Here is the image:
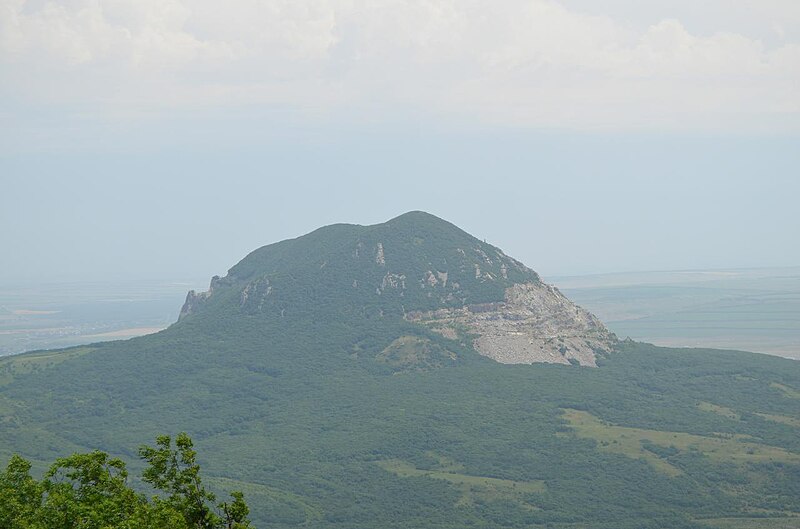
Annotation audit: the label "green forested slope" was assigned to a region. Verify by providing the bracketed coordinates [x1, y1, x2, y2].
[1, 212, 798, 528]
[181, 211, 539, 323]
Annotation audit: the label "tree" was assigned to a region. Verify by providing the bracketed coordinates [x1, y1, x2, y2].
[0, 454, 42, 529]
[0, 433, 253, 529]
[219, 491, 251, 529]
[139, 432, 251, 529]
[38, 451, 143, 529]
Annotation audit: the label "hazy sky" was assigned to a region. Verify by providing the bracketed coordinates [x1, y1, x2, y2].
[2, 0, 799, 282]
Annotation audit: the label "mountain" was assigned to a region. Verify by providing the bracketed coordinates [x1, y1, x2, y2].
[179, 211, 614, 367]
[1, 212, 799, 529]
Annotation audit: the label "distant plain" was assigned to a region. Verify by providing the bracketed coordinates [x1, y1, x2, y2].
[0, 279, 206, 356]
[551, 267, 800, 360]
[1, 267, 798, 360]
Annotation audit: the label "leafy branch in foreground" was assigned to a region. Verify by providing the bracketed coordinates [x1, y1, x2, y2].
[0, 433, 252, 529]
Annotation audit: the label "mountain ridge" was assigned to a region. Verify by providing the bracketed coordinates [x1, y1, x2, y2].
[179, 211, 614, 366]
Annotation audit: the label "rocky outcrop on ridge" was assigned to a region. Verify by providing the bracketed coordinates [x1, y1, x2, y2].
[407, 282, 615, 367]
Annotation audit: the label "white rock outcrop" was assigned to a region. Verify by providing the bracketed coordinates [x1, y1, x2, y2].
[407, 282, 615, 367]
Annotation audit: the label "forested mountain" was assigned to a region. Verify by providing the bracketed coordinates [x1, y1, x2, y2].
[1, 212, 798, 529]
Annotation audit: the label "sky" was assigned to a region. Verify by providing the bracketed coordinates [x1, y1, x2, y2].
[1, 0, 799, 282]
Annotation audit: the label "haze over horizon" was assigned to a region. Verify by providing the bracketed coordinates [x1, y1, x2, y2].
[2, 0, 798, 282]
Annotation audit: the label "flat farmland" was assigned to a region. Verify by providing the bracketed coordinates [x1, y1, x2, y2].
[551, 267, 800, 360]
[0, 279, 206, 356]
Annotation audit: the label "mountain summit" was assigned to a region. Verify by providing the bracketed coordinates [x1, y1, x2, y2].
[179, 211, 615, 366]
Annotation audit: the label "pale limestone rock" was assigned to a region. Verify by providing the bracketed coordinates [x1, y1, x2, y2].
[406, 282, 615, 367]
[376, 243, 386, 266]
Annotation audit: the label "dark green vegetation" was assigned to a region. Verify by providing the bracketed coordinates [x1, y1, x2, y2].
[182, 210, 537, 323]
[1, 433, 252, 528]
[1, 212, 799, 528]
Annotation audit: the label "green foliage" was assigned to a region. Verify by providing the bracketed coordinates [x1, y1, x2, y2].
[219, 492, 251, 529]
[139, 433, 219, 528]
[0, 455, 42, 528]
[139, 433, 252, 529]
[39, 451, 142, 529]
[0, 435, 253, 529]
[187, 211, 539, 324]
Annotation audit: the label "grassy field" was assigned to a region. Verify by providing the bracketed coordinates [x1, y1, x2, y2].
[756, 413, 800, 428]
[377, 457, 546, 508]
[771, 382, 800, 399]
[698, 399, 800, 429]
[561, 408, 800, 477]
[697, 401, 740, 420]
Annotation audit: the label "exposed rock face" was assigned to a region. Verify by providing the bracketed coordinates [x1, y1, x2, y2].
[407, 282, 616, 367]
[178, 275, 227, 320]
[375, 242, 386, 266]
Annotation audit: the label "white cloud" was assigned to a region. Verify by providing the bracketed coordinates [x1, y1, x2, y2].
[1, 0, 798, 131]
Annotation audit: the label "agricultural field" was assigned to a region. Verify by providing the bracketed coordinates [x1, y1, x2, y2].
[552, 267, 800, 360]
[0, 279, 205, 356]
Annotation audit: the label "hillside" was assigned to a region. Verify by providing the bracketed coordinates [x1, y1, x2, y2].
[1, 212, 799, 529]
[178, 211, 614, 366]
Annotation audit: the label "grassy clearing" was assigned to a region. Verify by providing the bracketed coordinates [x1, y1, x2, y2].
[696, 399, 799, 429]
[756, 413, 800, 428]
[695, 401, 800, 430]
[377, 458, 545, 507]
[562, 409, 800, 477]
[771, 382, 800, 399]
[698, 401, 741, 420]
[375, 335, 457, 372]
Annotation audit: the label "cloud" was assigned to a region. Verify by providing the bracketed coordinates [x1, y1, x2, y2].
[1, 0, 798, 132]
